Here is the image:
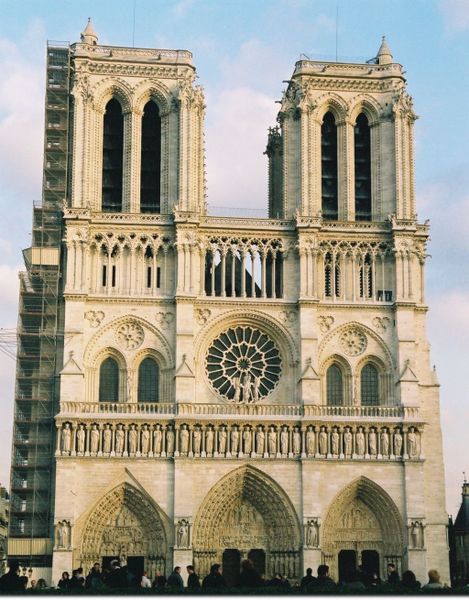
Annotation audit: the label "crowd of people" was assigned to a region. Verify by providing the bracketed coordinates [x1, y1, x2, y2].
[0, 557, 462, 593]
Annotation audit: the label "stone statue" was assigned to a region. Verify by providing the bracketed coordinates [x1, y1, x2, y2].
[166, 427, 175, 454]
[319, 427, 327, 455]
[408, 427, 418, 458]
[411, 521, 423, 548]
[115, 424, 124, 454]
[103, 424, 112, 454]
[230, 427, 239, 454]
[306, 426, 315, 455]
[218, 427, 227, 454]
[356, 427, 365, 456]
[344, 427, 352, 455]
[177, 519, 189, 547]
[55, 520, 70, 549]
[193, 427, 201, 454]
[281, 426, 289, 455]
[141, 425, 150, 455]
[268, 427, 277, 454]
[305, 520, 318, 547]
[252, 376, 261, 403]
[293, 427, 301, 454]
[369, 429, 377, 455]
[180, 425, 189, 454]
[153, 425, 162, 454]
[205, 427, 214, 455]
[394, 429, 403, 456]
[242, 373, 253, 403]
[90, 424, 99, 454]
[256, 428, 265, 454]
[232, 376, 241, 403]
[243, 428, 251, 454]
[381, 428, 389, 455]
[331, 427, 339, 455]
[76, 424, 85, 454]
[61, 424, 71, 454]
[129, 425, 137, 454]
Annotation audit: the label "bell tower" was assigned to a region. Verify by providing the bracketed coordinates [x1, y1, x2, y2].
[69, 20, 206, 215]
[267, 37, 417, 222]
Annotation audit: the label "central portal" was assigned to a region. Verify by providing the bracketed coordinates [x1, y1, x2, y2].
[192, 466, 302, 580]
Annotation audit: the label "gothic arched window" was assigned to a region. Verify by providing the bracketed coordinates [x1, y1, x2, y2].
[326, 364, 343, 405]
[321, 111, 338, 220]
[354, 113, 371, 221]
[137, 357, 160, 403]
[99, 357, 119, 403]
[102, 99, 124, 212]
[140, 101, 161, 213]
[361, 363, 379, 405]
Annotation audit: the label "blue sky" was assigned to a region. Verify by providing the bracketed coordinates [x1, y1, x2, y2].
[0, 0, 468, 517]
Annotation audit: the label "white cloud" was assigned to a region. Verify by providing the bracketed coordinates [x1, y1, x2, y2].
[428, 290, 469, 515]
[0, 34, 44, 200]
[439, 0, 469, 31]
[171, 0, 195, 19]
[205, 86, 277, 211]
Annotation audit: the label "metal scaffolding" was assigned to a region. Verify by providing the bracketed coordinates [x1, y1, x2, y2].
[8, 42, 70, 567]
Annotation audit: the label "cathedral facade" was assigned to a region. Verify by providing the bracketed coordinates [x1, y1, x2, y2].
[9, 22, 449, 586]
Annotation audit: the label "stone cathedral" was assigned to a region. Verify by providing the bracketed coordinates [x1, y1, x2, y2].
[8, 21, 449, 586]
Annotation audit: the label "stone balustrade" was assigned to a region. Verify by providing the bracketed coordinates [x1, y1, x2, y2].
[55, 420, 422, 461]
[58, 401, 418, 420]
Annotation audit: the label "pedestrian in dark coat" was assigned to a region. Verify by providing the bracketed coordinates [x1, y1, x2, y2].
[202, 563, 227, 589]
[167, 566, 184, 590]
[0, 561, 23, 592]
[237, 559, 262, 589]
[186, 565, 200, 589]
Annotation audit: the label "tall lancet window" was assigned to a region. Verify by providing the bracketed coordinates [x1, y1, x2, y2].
[140, 101, 161, 213]
[102, 99, 124, 212]
[138, 357, 160, 403]
[354, 113, 372, 221]
[99, 357, 119, 403]
[321, 111, 338, 220]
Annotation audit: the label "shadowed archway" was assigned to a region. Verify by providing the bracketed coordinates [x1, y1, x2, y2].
[192, 465, 301, 580]
[321, 476, 404, 581]
[80, 483, 169, 578]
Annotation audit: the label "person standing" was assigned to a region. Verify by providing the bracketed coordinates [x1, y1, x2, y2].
[202, 563, 226, 589]
[186, 565, 200, 589]
[167, 566, 184, 590]
[387, 563, 400, 585]
[140, 571, 152, 588]
[0, 560, 23, 592]
[300, 567, 316, 591]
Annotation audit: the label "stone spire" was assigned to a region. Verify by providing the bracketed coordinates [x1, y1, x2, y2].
[377, 36, 393, 65]
[80, 18, 98, 45]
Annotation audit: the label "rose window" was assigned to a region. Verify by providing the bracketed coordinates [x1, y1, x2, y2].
[339, 327, 367, 356]
[116, 321, 145, 350]
[205, 326, 282, 403]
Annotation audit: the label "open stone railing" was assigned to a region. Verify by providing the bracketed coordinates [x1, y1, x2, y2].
[58, 401, 419, 421]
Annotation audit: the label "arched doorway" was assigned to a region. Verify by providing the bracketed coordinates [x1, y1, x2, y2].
[80, 483, 169, 579]
[322, 477, 404, 582]
[192, 466, 301, 581]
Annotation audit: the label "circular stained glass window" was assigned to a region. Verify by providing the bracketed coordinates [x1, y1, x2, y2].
[205, 326, 282, 403]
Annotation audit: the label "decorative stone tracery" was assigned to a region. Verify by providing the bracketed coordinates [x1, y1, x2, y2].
[321, 477, 404, 581]
[192, 466, 301, 578]
[205, 326, 282, 403]
[80, 483, 168, 577]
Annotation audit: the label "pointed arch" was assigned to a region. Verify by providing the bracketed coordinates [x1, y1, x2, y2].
[313, 92, 348, 124]
[80, 482, 169, 575]
[192, 465, 301, 578]
[322, 476, 404, 580]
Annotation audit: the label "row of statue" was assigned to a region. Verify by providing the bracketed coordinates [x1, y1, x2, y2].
[57, 422, 421, 459]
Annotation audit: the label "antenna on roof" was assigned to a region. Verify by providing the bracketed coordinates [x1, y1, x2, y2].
[335, 3, 339, 62]
[132, 0, 137, 47]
